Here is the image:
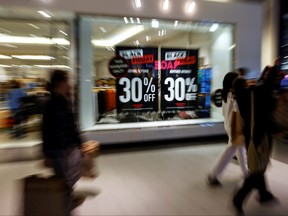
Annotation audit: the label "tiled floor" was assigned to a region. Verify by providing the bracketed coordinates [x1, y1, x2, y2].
[0, 138, 288, 216]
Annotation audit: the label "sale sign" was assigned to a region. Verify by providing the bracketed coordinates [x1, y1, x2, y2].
[115, 46, 158, 113]
[160, 48, 198, 111]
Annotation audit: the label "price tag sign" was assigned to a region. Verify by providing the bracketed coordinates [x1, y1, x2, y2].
[160, 48, 198, 111]
[116, 46, 158, 113]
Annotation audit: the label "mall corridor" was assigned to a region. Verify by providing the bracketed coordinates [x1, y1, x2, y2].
[1, 137, 288, 216]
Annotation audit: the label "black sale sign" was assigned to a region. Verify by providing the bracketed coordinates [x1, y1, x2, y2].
[115, 46, 158, 113]
[160, 48, 198, 111]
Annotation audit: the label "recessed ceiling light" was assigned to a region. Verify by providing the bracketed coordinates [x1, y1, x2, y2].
[174, 20, 179, 27]
[130, 17, 134, 23]
[146, 36, 151, 41]
[99, 27, 107, 33]
[209, 23, 219, 32]
[124, 17, 129, 24]
[136, 18, 141, 24]
[59, 30, 68, 36]
[162, 0, 169, 11]
[34, 65, 71, 69]
[0, 36, 69, 45]
[28, 23, 40, 29]
[187, 1, 196, 13]
[37, 11, 51, 18]
[134, 0, 141, 8]
[0, 64, 11, 68]
[0, 55, 12, 59]
[151, 19, 159, 28]
[12, 55, 55, 60]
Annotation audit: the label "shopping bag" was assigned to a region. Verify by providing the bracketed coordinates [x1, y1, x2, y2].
[81, 140, 100, 178]
[23, 175, 70, 216]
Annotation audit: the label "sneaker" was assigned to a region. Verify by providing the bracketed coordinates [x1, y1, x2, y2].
[206, 174, 222, 186]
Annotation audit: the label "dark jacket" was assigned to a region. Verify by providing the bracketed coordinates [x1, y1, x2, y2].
[41, 93, 82, 157]
[235, 65, 280, 150]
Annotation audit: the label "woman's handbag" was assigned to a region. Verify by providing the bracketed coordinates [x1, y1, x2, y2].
[247, 92, 270, 173]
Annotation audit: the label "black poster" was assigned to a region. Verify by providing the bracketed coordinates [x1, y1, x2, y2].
[160, 48, 198, 111]
[115, 46, 158, 113]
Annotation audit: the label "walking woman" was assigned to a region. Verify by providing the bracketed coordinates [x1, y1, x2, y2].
[232, 58, 284, 215]
[207, 72, 248, 186]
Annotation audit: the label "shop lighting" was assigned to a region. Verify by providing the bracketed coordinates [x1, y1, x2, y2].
[28, 23, 40, 29]
[124, 17, 129, 24]
[59, 30, 68, 36]
[37, 11, 51, 18]
[162, 0, 169, 11]
[187, 1, 196, 13]
[99, 27, 107, 33]
[209, 23, 219, 32]
[151, 19, 159, 28]
[136, 18, 141, 24]
[0, 64, 11, 67]
[12, 55, 55, 60]
[34, 65, 71, 69]
[228, 44, 236, 50]
[134, 0, 141, 8]
[134, 40, 140, 46]
[0, 28, 11, 34]
[130, 17, 134, 23]
[0, 36, 70, 45]
[0, 55, 12, 59]
[174, 20, 179, 27]
[146, 36, 151, 41]
[92, 25, 144, 47]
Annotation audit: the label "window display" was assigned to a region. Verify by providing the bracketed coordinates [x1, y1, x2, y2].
[79, 16, 234, 130]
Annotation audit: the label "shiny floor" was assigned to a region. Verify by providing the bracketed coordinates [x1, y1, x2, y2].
[1, 137, 288, 216]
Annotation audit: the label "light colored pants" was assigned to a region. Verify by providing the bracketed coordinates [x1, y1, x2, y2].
[210, 144, 248, 178]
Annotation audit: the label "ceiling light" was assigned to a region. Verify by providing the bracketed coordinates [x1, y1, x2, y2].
[162, 0, 169, 11]
[99, 27, 107, 33]
[136, 18, 141, 24]
[0, 28, 11, 34]
[0, 64, 11, 68]
[130, 17, 134, 23]
[0, 36, 70, 45]
[28, 23, 40, 29]
[228, 44, 236, 50]
[37, 11, 51, 18]
[146, 36, 151, 41]
[151, 19, 159, 28]
[174, 20, 179, 27]
[209, 23, 219, 32]
[35, 65, 71, 69]
[0, 55, 12, 59]
[134, 40, 140, 46]
[124, 17, 129, 24]
[59, 30, 68, 36]
[134, 0, 141, 8]
[12, 55, 55, 60]
[92, 25, 144, 47]
[187, 1, 196, 13]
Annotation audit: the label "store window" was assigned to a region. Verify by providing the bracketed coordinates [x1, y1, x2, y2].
[78, 16, 235, 131]
[0, 18, 70, 140]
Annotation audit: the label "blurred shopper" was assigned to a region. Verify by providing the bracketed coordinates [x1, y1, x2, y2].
[232, 58, 284, 215]
[207, 72, 248, 186]
[41, 70, 84, 215]
[7, 80, 26, 138]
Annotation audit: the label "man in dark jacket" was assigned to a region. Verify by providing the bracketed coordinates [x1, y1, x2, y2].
[42, 70, 84, 214]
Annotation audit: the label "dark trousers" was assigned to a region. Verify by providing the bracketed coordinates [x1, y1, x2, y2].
[233, 172, 271, 205]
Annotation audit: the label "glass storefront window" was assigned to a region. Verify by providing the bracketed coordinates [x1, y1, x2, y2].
[0, 18, 70, 140]
[78, 16, 235, 131]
